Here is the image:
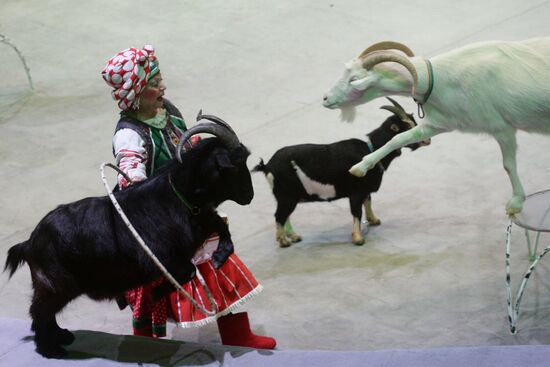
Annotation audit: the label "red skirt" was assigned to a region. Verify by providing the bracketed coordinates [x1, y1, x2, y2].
[125, 250, 262, 337]
[169, 253, 262, 328]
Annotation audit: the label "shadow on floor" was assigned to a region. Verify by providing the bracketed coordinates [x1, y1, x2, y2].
[63, 330, 271, 366]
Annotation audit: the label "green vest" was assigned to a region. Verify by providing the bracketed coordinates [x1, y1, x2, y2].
[149, 114, 187, 174]
[114, 99, 189, 176]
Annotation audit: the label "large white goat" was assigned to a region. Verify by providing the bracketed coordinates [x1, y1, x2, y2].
[322, 38, 550, 214]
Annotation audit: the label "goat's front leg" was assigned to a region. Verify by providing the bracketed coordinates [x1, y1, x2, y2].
[349, 125, 441, 177]
[350, 195, 365, 245]
[494, 131, 525, 215]
[210, 214, 234, 268]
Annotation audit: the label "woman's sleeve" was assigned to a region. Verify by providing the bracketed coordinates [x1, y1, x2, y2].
[112, 128, 148, 188]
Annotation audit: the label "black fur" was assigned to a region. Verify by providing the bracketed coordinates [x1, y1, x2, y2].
[3, 137, 253, 358]
[253, 111, 423, 246]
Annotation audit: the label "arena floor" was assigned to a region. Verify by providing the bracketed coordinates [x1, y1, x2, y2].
[1, 0, 550, 363]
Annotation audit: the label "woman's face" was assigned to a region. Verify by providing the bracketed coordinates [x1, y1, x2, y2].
[138, 73, 166, 113]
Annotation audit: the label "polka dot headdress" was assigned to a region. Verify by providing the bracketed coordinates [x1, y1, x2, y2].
[101, 45, 160, 111]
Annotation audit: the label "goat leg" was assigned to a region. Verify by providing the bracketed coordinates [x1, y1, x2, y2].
[274, 196, 299, 248]
[284, 219, 302, 243]
[350, 195, 365, 245]
[363, 195, 381, 225]
[349, 125, 441, 177]
[30, 293, 71, 358]
[210, 214, 234, 268]
[494, 130, 525, 215]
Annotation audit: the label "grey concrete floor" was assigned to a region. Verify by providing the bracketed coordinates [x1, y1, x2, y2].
[1, 0, 550, 352]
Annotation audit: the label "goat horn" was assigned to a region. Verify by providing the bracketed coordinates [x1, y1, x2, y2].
[176, 122, 240, 163]
[380, 105, 415, 127]
[359, 41, 415, 59]
[196, 111, 236, 135]
[362, 53, 418, 96]
[385, 97, 406, 113]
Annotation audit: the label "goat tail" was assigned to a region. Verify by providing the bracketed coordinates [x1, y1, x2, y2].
[251, 159, 268, 174]
[4, 241, 28, 278]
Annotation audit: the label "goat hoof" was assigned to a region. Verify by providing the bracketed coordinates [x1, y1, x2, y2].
[278, 239, 292, 248]
[368, 219, 381, 226]
[506, 196, 524, 215]
[349, 164, 367, 177]
[288, 233, 302, 243]
[57, 329, 75, 345]
[36, 344, 67, 359]
[352, 235, 365, 246]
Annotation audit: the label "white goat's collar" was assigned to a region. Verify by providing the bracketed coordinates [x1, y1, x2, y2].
[363, 135, 385, 172]
[413, 59, 434, 118]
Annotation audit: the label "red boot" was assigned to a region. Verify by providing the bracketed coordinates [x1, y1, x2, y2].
[217, 312, 276, 349]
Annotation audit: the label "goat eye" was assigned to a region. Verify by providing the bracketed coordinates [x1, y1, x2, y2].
[390, 124, 400, 132]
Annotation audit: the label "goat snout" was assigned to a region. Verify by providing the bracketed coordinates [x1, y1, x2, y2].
[322, 95, 338, 109]
[235, 189, 254, 205]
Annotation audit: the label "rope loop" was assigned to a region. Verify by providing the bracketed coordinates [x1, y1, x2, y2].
[417, 102, 425, 119]
[100, 162, 218, 317]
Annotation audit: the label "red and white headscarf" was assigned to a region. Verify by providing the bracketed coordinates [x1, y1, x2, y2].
[101, 45, 159, 111]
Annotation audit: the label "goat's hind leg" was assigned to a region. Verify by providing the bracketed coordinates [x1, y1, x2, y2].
[31, 318, 75, 346]
[494, 131, 525, 215]
[29, 282, 75, 358]
[284, 218, 302, 243]
[274, 196, 299, 248]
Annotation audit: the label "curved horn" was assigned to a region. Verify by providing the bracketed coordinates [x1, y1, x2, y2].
[362, 53, 418, 96]
[380, 105, 415, 127]
[196, 110, 236, 134]
[385, 97, 410, 117]
[176, 122, 240, 163]
[359, 41, 415, 59]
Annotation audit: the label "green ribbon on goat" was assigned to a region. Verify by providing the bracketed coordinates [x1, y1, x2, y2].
[168, 174, 200, 215]
[424, 59, 434, 103]
[414, 59, 434, 118]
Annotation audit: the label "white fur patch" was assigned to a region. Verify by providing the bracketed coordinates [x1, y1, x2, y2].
[266, 172, 275, 189]
[291, 161, 336, 199]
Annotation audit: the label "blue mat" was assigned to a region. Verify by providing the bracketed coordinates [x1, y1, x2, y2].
[1, 317, 549, 367]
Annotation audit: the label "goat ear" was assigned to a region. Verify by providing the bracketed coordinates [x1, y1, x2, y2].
[350, 76, 372, 90]
[216, 154, 235, 169]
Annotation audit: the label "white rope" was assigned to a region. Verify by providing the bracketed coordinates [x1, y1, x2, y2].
[100, 162, 218, 316]
[0, 34, 33, 90]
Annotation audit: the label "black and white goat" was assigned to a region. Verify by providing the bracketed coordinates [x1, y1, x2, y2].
[3, 115, 252, 358]
[253, 98, 428, 247]
[323, 38, 550, 214]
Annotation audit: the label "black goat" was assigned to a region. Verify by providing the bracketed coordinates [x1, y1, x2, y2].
[253, 98, 429, 247]
[3, 115, 253, 358]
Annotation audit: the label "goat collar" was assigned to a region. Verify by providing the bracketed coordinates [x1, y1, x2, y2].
[168, 173, 201, 215]
[365, 135, 385, 172]
[413, 59, 434, 118]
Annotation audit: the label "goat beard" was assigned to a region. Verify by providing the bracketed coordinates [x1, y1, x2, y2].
[339, 105, 357, 123]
